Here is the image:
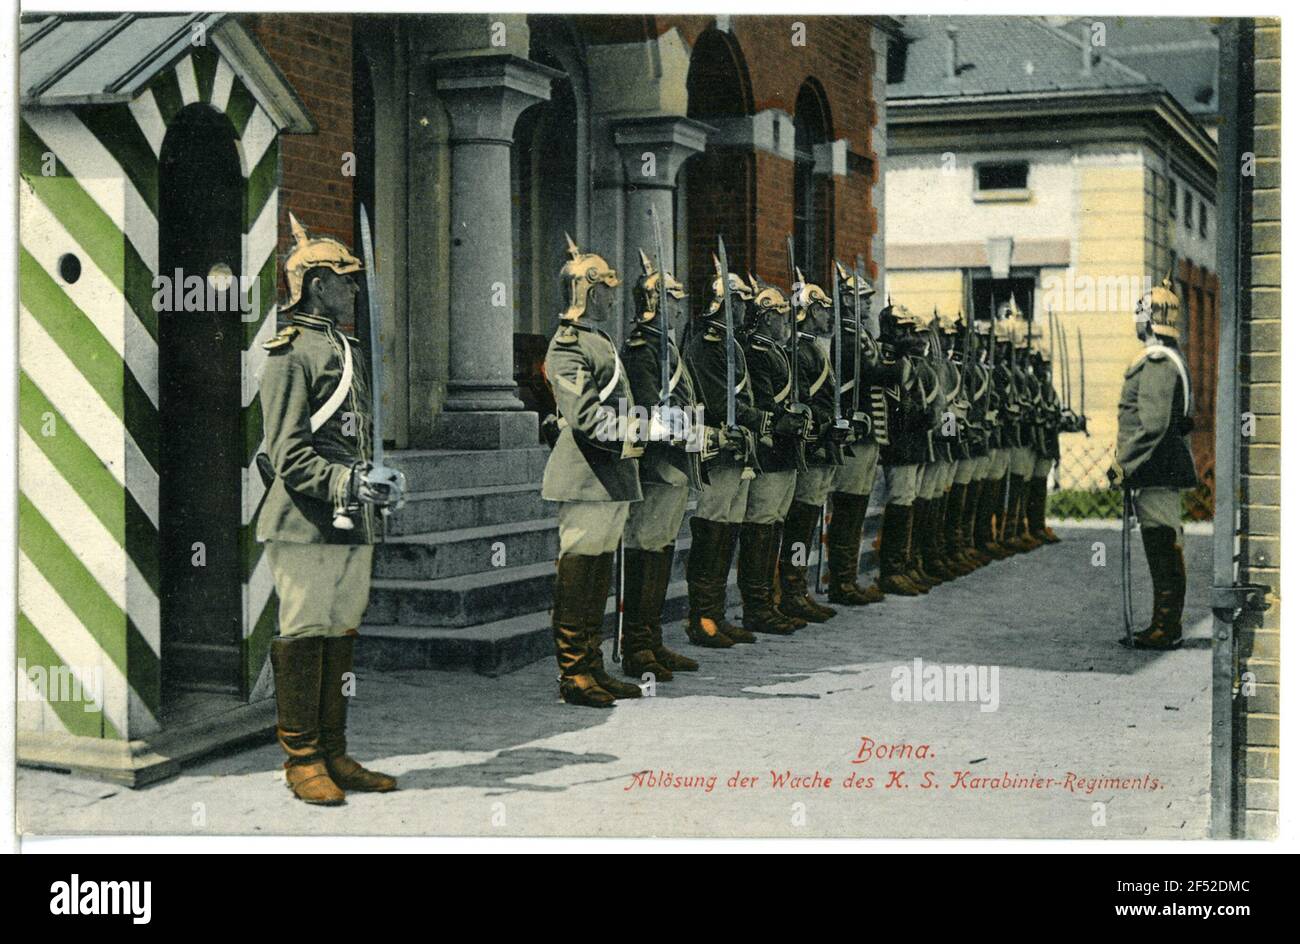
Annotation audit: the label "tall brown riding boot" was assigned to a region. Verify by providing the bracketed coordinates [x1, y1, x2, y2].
[906, 498, 940, 588]
[1027, 476, 1060, 544]
[739, 522, 800, 634]
[686, 517, 737, 649]
[650, 545, 698, 670]
[270, 637, 344, 805]
[945, 484, 977, 573]
[1133, 526, 1186, 650]
[979, 478, 1013, 559]
[878, 503, 922, 595]
[319, 636, 397, 792]
[769, 523, 809, 629]
[778, 500, 837, 622]
[554, 555, 615, 707]
[826, 492, 885, 605]
[620, 547, 673, 682]
[922, 492, 959, 581]
[584, 551, 642, 699]
[718, 524, 757, 644]
[964, 479, 991, 566]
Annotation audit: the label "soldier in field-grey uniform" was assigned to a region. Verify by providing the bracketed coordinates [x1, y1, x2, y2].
[1109, 279, 1198, 650]
[541, 236, 646, 707]
[257, 214, 402, 806]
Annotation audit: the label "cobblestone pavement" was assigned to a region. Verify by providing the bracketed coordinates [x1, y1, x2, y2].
[19, 527, 1213, 840]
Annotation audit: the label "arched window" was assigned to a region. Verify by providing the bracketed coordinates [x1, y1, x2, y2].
[793, 80, 833, 288]
[684, 27, 755, 313]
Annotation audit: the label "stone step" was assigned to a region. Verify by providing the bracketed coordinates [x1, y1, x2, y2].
[384, 481, 551, 537]
[366, 536, 695, 627]
[387, 447, 550, 493]
[374, 517, 559, 581]
[357, 517, 885, 677]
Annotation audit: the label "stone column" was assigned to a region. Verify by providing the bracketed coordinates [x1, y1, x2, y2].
[612, 117, 711, 295]
[431, 54, 560, 449]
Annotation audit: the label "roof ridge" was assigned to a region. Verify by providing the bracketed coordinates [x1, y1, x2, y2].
[1027, 16, 1153, 85]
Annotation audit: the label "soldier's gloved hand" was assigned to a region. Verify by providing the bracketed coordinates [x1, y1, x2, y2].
[851, 411, 872, 442]
[1106, 457, 1125, 489]
[828, 419, 852, 444]
[773, 407, 810, 440]
[721, 425, 750, 456]
[357, 463, 407, 510]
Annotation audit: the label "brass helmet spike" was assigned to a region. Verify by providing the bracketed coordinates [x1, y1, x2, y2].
[632, 246, 684, 321]
[283, 212, 364, 310]
[560, 234, 619, 320]
[704, 252, 753, 316]
[1144, 274, 1181, 338]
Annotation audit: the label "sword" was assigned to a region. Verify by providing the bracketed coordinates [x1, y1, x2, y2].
[347, 204, 406, 533]
[851, 259, 863, 414]
[614, 540, 625, 661]
[784, 236, 812, 470]
[651, 205, 671, 408]
[718, 235, 736, 429]
[1076, 325, 1089, 436]
[1120, 486, 1135, 647]
[828, 262, 850, 440]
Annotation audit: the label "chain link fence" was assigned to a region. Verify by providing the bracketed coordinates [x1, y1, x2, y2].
[1049, 436, 1214, 521]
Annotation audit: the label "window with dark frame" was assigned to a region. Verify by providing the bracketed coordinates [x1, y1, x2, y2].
[1199, 201, 1208, 238]
[1184, 188, 1193, 229]
[1168, 176, 1177, 218]
[976, 161, 1029, 191]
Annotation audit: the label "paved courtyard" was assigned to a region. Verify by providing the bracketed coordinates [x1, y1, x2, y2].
[18, 526, 1214, 840]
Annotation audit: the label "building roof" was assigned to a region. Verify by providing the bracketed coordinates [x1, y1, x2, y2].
[19, 12, 313, 131]
[887, 15, 1217, 116]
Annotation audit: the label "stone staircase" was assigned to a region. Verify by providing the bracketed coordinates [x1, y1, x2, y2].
[358, 446, 877, 676]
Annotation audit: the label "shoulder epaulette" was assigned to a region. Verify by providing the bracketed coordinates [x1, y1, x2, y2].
[262, 325, 299, 351]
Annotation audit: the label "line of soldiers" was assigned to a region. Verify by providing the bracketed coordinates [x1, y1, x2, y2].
[540, 234, 1087, 708]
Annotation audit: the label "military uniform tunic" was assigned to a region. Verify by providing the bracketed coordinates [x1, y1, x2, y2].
[684, 319, 765, 524]
[791, 332, 842, 508]
[1115, 342, 1197, 534]
[256, 312, 377, 637]
[622, 322, 697, 551]
[743, 331, 799, 524]
[542, 319, 643, 556]
[832, 320, 895, 497]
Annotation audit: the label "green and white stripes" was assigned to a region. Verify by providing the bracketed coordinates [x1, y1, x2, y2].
[18, 41, 285, 741]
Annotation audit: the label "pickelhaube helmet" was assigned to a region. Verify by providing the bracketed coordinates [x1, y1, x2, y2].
[935, 308, 962, 335]
[879, 297, 928, 338]
[833, 260, 875, 302]
[1138, 277, 1181, 339]
[704, 253, 754, 317]
[633, 248, 685, 321]
[790, 268, 833, 323]
[560, 233, 620, 320]
[283, 212, 363, 310]
[746, 273, 791, 323]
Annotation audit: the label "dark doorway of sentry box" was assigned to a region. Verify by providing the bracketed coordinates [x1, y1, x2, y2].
[158, 104, 245, 706]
